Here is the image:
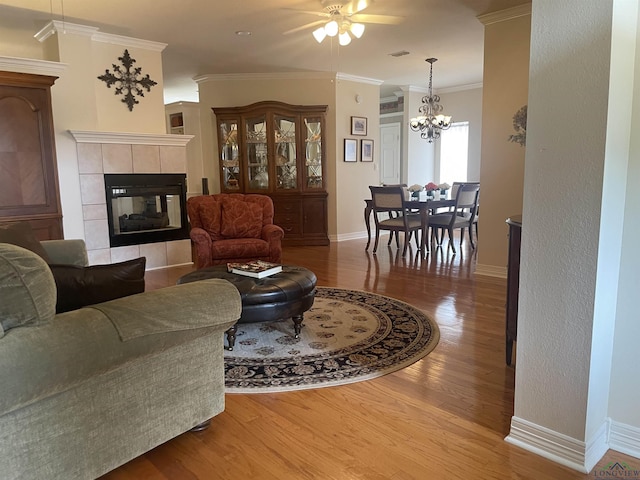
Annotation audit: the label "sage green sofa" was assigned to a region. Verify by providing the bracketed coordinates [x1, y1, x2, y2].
[0, 241, 241, 480]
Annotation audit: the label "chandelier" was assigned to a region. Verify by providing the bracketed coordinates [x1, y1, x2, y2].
[312, 11, 365, 46]
[409, 58, 452, 142]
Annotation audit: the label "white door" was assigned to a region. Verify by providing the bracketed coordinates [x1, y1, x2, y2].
[380, 123, 401, 185]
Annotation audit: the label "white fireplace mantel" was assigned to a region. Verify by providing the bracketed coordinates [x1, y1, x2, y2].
[69, 130, 194, 146]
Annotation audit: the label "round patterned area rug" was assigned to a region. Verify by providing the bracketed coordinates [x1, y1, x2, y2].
[224, 287, 440, 393]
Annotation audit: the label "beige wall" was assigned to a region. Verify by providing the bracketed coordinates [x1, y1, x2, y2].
[335, 79, 380, 240]
[92, 41, 166, 134]
[165, 101, 204, 196]
[0, 10, 44, 59]
[196, 73, 380, 241]
[476, 11, 531, 277]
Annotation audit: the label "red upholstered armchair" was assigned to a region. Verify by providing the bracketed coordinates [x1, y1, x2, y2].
[187, 194, 284, 269]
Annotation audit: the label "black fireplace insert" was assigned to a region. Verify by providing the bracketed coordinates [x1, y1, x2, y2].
[104, 173, 189, 247]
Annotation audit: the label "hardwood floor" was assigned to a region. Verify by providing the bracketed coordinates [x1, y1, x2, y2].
[102, 236, 636, 479]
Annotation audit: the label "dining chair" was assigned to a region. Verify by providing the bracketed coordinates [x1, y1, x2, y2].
[451, 182, 480, 245]
[369, 185, 424, 256]
[381, 183, 409, 247]
[472, 203, 479, 242]
[429, 182, 480, 254]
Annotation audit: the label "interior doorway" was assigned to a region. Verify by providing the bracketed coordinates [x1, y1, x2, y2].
[380, 123, 401, 185]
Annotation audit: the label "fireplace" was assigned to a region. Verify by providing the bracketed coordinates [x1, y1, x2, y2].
[104, 174, 189, 247]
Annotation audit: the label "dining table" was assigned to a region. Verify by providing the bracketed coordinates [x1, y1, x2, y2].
[364, 197, 456, 253]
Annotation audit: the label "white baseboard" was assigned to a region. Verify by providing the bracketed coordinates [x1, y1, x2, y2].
[586, 420, 612, 472]
[331, 231, 370, 242]
[505, 416, 609, 473]
[474, 263, 507, 278]
[610, 420, 640, 459]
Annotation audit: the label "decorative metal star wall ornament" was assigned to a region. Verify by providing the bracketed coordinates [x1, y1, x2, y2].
[97, 49, 158, 111]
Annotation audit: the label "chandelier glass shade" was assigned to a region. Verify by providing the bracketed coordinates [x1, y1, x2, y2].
[409, 58, 452, 143]
[312, 14, 365, 46]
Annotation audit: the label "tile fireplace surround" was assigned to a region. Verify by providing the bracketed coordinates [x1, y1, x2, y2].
[70, 131, 194, 270]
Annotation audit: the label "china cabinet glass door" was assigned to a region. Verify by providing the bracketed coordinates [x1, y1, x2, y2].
[304, 116, 323, 189]
[245, 115, 268, 191]
[219, 120, 240, 190]
[274, 114, 298, 190]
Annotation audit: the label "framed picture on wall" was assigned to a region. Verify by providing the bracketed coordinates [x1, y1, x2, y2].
[351, 116, 367, 136]
[344, 138, 357, 162]
[361, 139, 374, 162]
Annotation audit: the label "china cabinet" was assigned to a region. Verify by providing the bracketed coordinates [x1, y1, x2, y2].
[212, 101, 329, 246]
[0, 71, 63, 239]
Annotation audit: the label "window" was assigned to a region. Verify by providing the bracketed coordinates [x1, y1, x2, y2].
[439, 122, 469, 185]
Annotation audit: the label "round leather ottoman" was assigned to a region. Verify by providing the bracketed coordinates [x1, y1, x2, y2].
[177, 265, 317, 350]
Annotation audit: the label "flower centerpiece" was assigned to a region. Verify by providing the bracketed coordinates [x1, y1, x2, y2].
[438, 182, 451, 196]
[425, 182, 439, 198]
[408, 184, 423, 199]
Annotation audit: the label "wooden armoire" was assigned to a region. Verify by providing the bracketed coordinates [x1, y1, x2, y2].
[0, 71, 63, 240]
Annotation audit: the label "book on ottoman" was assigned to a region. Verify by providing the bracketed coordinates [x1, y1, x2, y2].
[227, 260, 282, 279]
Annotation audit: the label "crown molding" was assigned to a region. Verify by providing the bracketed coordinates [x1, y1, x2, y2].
[0, 56, 68, 76]
[35, 21, 99, 42]
[336, 72, 384, 86]
[438, 82, 483, 94]
[195, 71, 382, 86]
[401, 82, 482, 96]
[165, 101, 200, 108]
[34, 20, 166, 51]
[69, 130, 193, 146]
[401, 85, 429, 94]
[92, 32, 167, 52]
[478, 3, 532, 25]
[195, 71, 336, 84]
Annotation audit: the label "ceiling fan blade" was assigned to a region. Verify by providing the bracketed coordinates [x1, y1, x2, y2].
[340, 0, 373, 15]
[281, 8, 331, 18]
[283, 19, 327, 35]
[350, 13, 404, 25]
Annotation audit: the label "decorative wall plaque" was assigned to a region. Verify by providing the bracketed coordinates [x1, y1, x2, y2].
[97, 49, 157, 111]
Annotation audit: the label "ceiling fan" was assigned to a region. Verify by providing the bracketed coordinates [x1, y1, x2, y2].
[283, 0, 404, 46]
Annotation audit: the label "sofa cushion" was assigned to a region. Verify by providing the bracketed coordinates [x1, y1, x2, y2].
[197, 200, 223, 241]
[0, 222, 51, 263]
[50, 257, 146, 314]
[221, 197, 263, 239]
[0, 243, 57, 338]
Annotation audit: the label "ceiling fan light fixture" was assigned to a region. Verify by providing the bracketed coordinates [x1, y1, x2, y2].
[313, 26, 327, 43]
[350, 23, 365, 38]
[338, 30, 352, 45]
[325, 20, 339, 37]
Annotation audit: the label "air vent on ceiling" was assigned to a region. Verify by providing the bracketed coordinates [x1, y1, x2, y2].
[389, 50, 410, 57]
